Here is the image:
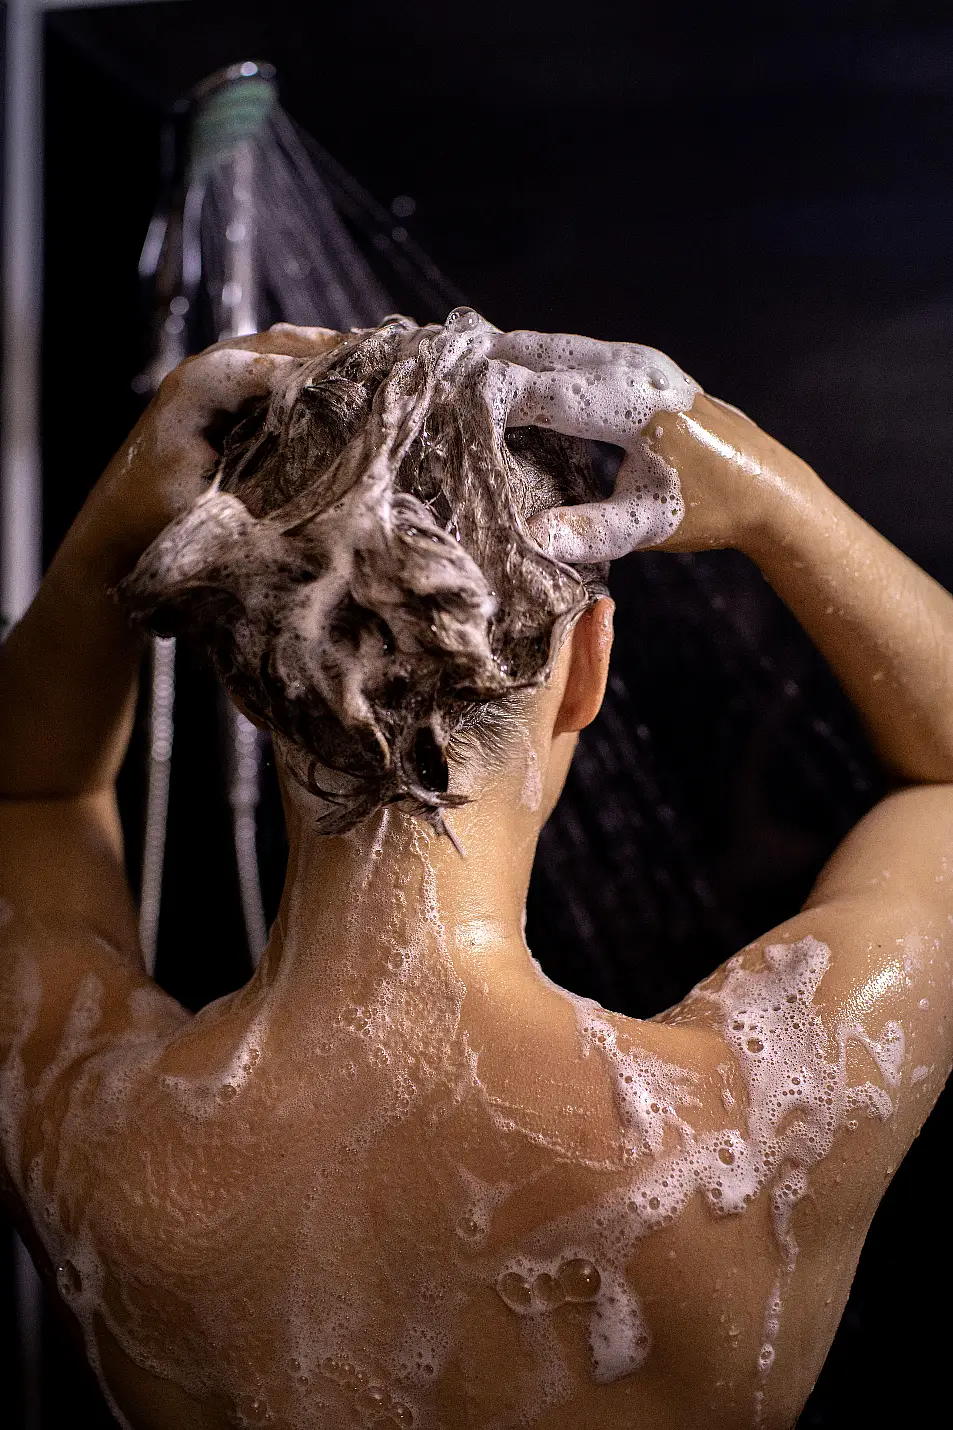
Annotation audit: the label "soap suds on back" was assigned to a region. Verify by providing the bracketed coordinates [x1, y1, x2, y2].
[497, 935, 907, 1418]
[0, 852, 911, 1430]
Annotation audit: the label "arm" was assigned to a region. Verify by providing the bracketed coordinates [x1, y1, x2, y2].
[0, 327, 338, 996]
[0, 327, 339, 1218]
[0, 331, 330, 800]
[637, 396, 953, 1171]
[490, 324, 953, 787]
[651, 395, 953, 1117]
[646, 394, 953, 787]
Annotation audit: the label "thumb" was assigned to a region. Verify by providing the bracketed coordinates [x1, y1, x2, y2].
[528, 503, 635, 565]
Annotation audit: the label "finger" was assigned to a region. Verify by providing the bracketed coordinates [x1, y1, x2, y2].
[528, 447, 684, 564]
[496, 364, 651, 446]
[204, 324, 344, 359]
[529, 503, 636, 564]
[163, 350, 298, 435]
[529, 497, 677, 565]
[487, 329, 626, 372]
[487, 332, 695, 397]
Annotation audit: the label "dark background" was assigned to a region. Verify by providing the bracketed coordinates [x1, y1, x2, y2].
[4, 0, 953, 1424]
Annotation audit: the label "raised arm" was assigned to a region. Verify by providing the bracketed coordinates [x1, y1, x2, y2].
[640, 391, 953, 1086]
[645, 394, 953, 787]
[492, 329, 953, 791]
[0, 327, 339, 1036]
[0, 331, 333, 801]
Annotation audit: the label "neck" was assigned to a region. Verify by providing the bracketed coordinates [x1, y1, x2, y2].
[256, 780, 544, 1017]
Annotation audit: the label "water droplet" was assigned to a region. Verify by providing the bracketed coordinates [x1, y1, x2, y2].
[236, 1393, 270, 1424]
[356, 1385, 389, 1412]
[320, 1355, 354, 1383]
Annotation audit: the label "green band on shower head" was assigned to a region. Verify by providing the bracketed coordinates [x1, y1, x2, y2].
[188, 63, 279, 179]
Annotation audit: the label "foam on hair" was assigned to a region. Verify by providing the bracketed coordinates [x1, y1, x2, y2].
[118, 311, 608, 836]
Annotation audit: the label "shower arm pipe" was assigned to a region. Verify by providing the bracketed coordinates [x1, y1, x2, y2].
[0, 0, 188, 632]
[140, 65, 280, 979]
[218, 138, 269, 966]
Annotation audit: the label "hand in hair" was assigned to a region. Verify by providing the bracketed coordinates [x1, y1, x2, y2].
[514, 373, 814, 560]
[116, 317, 610, 836]
[487, 333, 808, 563]
[0, 325, 340, 798]
[485, 329, 699, 563]
[69, 325, 343, 584]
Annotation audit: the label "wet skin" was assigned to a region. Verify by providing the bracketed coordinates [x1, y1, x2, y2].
[1, 327, 952, 1429]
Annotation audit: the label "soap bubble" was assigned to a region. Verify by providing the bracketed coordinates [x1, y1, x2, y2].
[496, 1271, 534, 1312]
[559, 1258, 602, 1302]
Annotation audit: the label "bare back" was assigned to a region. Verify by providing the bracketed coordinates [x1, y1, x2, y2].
[4, 785, 950, 1430]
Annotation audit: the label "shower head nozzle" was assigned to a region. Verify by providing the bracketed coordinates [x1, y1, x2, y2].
[188, 62, 279, 179]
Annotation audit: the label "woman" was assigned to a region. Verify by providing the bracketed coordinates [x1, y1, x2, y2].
[0, 314, 950, 1429]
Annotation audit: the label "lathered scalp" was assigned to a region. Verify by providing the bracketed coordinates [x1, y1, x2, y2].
[117, 310, 697, 838]
[118, 312, 602, 835]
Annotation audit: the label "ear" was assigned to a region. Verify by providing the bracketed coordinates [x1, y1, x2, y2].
[553, 598, 614, 736]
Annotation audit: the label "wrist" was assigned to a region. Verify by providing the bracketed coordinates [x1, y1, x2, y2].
[735, 461, 837, 563]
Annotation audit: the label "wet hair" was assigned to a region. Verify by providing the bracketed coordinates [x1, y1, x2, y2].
[119, 313, 608, 836]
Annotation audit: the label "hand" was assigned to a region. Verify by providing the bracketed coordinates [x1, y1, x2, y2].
[486, 330, 816, 563]
[66, 325, 343, 583]
[485, 329, 698, 563]
[635, 393, 823, 556]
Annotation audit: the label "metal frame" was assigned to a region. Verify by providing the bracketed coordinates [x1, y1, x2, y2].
[1, 0, 188, 626]
[1, 8, 188, 1428]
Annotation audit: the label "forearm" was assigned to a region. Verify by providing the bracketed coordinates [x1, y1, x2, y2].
[0, 536, 143, 799]
[0, 333, 327, 801]
[742, 472, 953, 784]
